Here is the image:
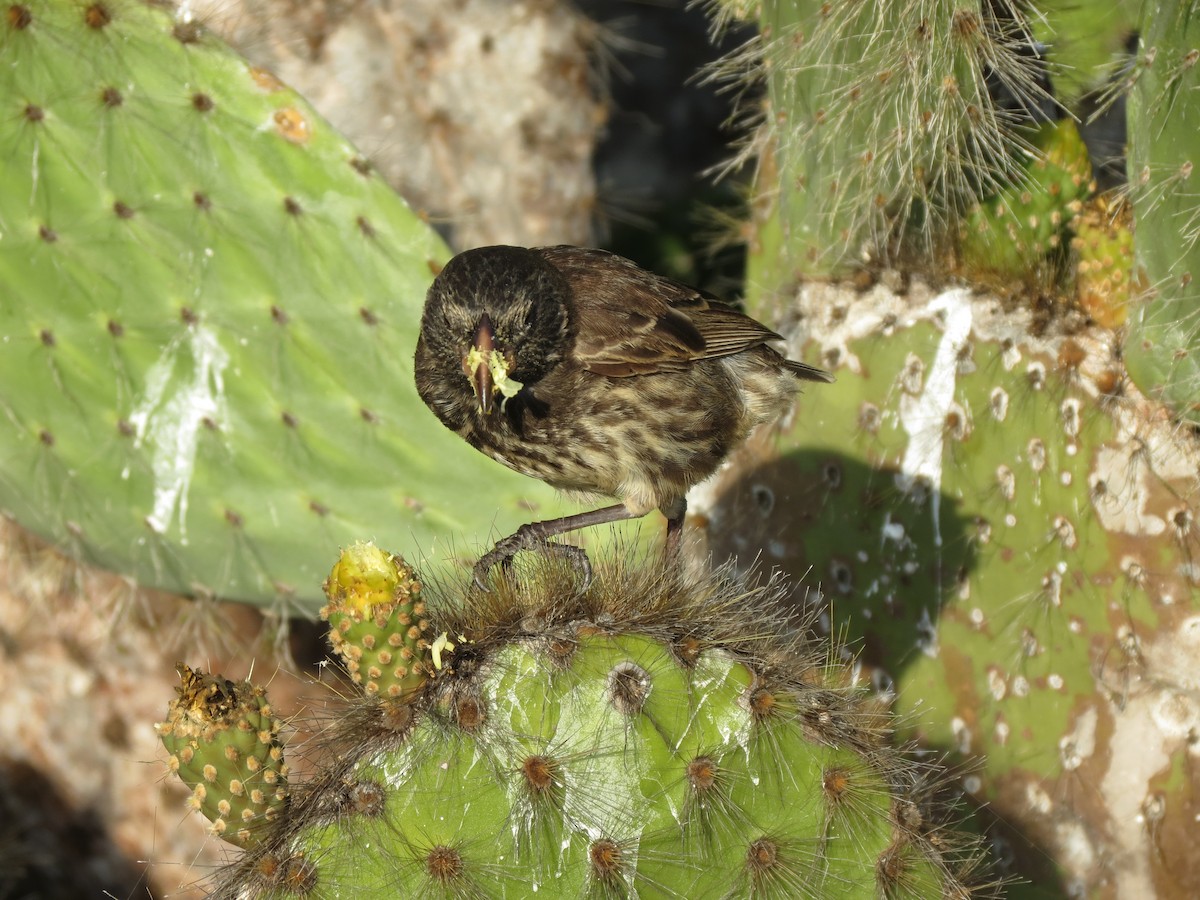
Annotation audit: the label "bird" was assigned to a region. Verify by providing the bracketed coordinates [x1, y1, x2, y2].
[413, 245, 833, 589]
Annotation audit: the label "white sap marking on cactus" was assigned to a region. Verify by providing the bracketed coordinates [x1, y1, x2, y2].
[24, 141, 41, 208]
[1097, 616, 1200, 896]
[1090, 446, 1167, 536]
[880, 515, 905, 545]
[1059, 707, 1096, 771]
[951, 716, 971, 754]
[790, 281, 913, 373]
[1056, 819, 1097, 896]
[898, 287, 973, 549]
[129, 325, 229, 538]
[915, 606, 938, 659]
[1025, 781, 1053, 814]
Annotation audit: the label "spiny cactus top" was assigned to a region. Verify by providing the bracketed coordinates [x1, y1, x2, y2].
[163, 546, 1002, 898]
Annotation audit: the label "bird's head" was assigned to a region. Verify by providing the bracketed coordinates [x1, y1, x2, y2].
[420, 246, 573, 416]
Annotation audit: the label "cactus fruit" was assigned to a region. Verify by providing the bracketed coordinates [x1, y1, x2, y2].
[162, 545, 1002, 898]
[959, 118, 1093, 283]
[157, 664, 289, 849]
[321, 541, 432, 701]
[1120, 0, 1200, 424]
[0, 0, 582, 613]
[698, 280, 1200, 897]
[1072, 194, 1134, 328]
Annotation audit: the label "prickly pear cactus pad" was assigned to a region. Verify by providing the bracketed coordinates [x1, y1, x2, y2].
[698, 280, 1200, 898]
[0, 0, 574, 612]
[167, 546, 1002, 899]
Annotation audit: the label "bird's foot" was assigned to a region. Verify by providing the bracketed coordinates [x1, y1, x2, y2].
[473, 531, 593, 592]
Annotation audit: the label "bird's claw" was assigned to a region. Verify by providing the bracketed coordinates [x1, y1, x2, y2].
[472, 537, 593, 592]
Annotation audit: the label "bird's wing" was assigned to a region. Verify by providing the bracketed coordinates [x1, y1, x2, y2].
[534, 245, 791, 378]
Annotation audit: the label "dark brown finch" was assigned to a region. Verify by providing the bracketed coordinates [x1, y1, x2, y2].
[414, 245, 832, 588]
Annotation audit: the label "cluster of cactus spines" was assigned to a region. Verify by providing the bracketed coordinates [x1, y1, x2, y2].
[157, 664, 289, 849]
[1120, 0, 1200, 424]
[698, 279, 1200, 896]
[723, 0, 1054, 284]
[321, 541, 432, 700]
[162, 546, 1002, 898]
[0, 0, 585, 613]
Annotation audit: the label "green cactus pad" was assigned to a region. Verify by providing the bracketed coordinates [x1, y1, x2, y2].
[321, 541, 432, 700]
[0, 0, 578, 612]
[183, 554, 998, 898]
[1030, 0, 1139, 109]
[157, 664, 288, 848]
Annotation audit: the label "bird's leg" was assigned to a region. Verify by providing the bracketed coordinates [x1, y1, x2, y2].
[474, 503, 636, 591]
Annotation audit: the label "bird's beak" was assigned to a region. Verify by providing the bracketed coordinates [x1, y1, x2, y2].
[470, 313, 496, 415]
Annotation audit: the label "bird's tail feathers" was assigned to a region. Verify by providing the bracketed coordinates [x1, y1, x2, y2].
[785, 359, 836, 383]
